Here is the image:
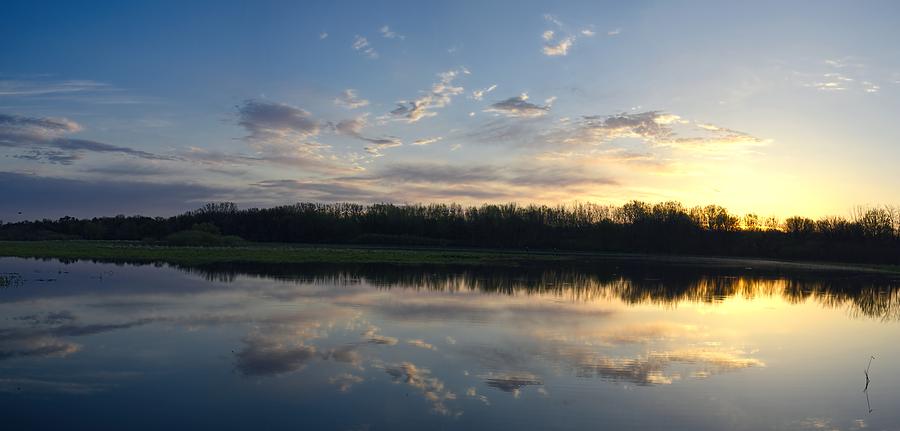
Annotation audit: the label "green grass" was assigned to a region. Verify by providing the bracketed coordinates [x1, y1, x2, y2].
[0, 240, 897, 274]
[0, 240, 557, 266]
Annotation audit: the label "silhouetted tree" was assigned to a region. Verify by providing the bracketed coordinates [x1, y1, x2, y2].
[2, 200, 898, 264]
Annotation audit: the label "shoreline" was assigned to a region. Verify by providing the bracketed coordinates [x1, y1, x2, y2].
[1, 240, 898, 275]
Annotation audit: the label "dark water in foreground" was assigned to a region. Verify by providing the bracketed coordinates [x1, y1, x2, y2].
[2, 258, 900, 430]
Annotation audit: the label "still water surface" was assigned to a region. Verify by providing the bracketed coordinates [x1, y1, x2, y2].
[2, 257, 899, 430]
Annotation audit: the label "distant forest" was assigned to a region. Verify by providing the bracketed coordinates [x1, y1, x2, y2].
[2, 201, 899, 264]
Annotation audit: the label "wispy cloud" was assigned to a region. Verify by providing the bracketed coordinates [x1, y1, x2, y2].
[543, 14, 564, 28]
[253, 158, 619, 203]
[800, 58, 881, 94]
[0, 113, 170, 163]
[470, 84, 497, 101]
[407, 339, 437, 350]
[334, 89, 369, 109]
[546, 111, 768, 155]
[0, 78, 152, 105]
[540, 14, 590, 56]
[357, 162, 617, 190]
[389, 68, 468, 123]
[542, 36, 574, 56]
[352, 35, 378, 59]
[412, 137, 442, 146]
[335, 114, 402, 156]
[329, 373, 363, 392]
[382, 361, 457, 415]
[0, 79, 110, 97]
[380, 25, 405, 40]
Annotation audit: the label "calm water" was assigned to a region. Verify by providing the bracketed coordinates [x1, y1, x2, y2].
[2, 257, 900, 430]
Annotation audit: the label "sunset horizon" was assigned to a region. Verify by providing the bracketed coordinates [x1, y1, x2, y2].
[3, 1, 898, 221]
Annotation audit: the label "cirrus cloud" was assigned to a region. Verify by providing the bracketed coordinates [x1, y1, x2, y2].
[389, 68, 468, 123]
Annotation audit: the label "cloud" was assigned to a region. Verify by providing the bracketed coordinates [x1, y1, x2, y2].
[352, 35, 378, 59]
[465, 116, 548, 146]
[236, 99, 320, 144]
[235, 336, 318, 376]
[253, 159, 619, 204]
[0, 78, 151, 105]
[0, 314, 157, 362]
[607, 28, 621, 36]
[581, 111, 679, 141]
[334, 115, 366, 136]
[411, 137, 442, 146]
[390, 68, 467, 123]
[862, 81, 880, 93]
[465, 387, 490, 404]
[809, 72, 853, 91]
[481, 372, 543, 396]
[15, 311, 77, 326]
[364, 163, 500, 184]
[799, 58, 881, 94]
[540, 15, 577, 56]
[470, 84, 497, 101]
[0, 79, 110, 97]
[546, 111, 767, 154]
[539, 15, 601, 56]
[407, 339, 437, 350]
[13, 149, 82, 165]
[484, 93, 551, 117]
[323, 345, 363, 369]
[251, 179, 390, 202]
[362, 326, 399, 345]
[334, 89, 370, 109]
[543, 14, 564, 27]
[560, 348, 764, 386]
[0, 171, 226, 220]
[329, 373, 364, 392]
[319, 32, 328, 39]
[81, 161, 180, 177]
[543, 36, 574, 56]
[380, 25, 404, 40]
[335, 114, 402, 156]
[253, 176, 514, 203]
[0, 113, 81, 132]
[0, 338, 79, 361]
[182, 146, 347, 174]
[382, 362, 457, 415]
[0, 113, 169, 162]
[234, 100, 341, 165]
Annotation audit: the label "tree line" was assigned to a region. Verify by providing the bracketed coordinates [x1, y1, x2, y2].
[2, 201, 899, 264]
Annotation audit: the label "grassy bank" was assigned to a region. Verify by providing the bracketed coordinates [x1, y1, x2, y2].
[1, 240, 899, 275]
[0, 240, 555, 266]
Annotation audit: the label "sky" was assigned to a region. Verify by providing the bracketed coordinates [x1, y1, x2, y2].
[2, 0, 899, 221]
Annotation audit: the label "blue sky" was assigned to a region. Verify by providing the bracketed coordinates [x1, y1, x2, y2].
[2, 0, 899, 220]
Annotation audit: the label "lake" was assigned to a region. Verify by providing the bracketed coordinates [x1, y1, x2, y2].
[1, 257, 899, 430]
